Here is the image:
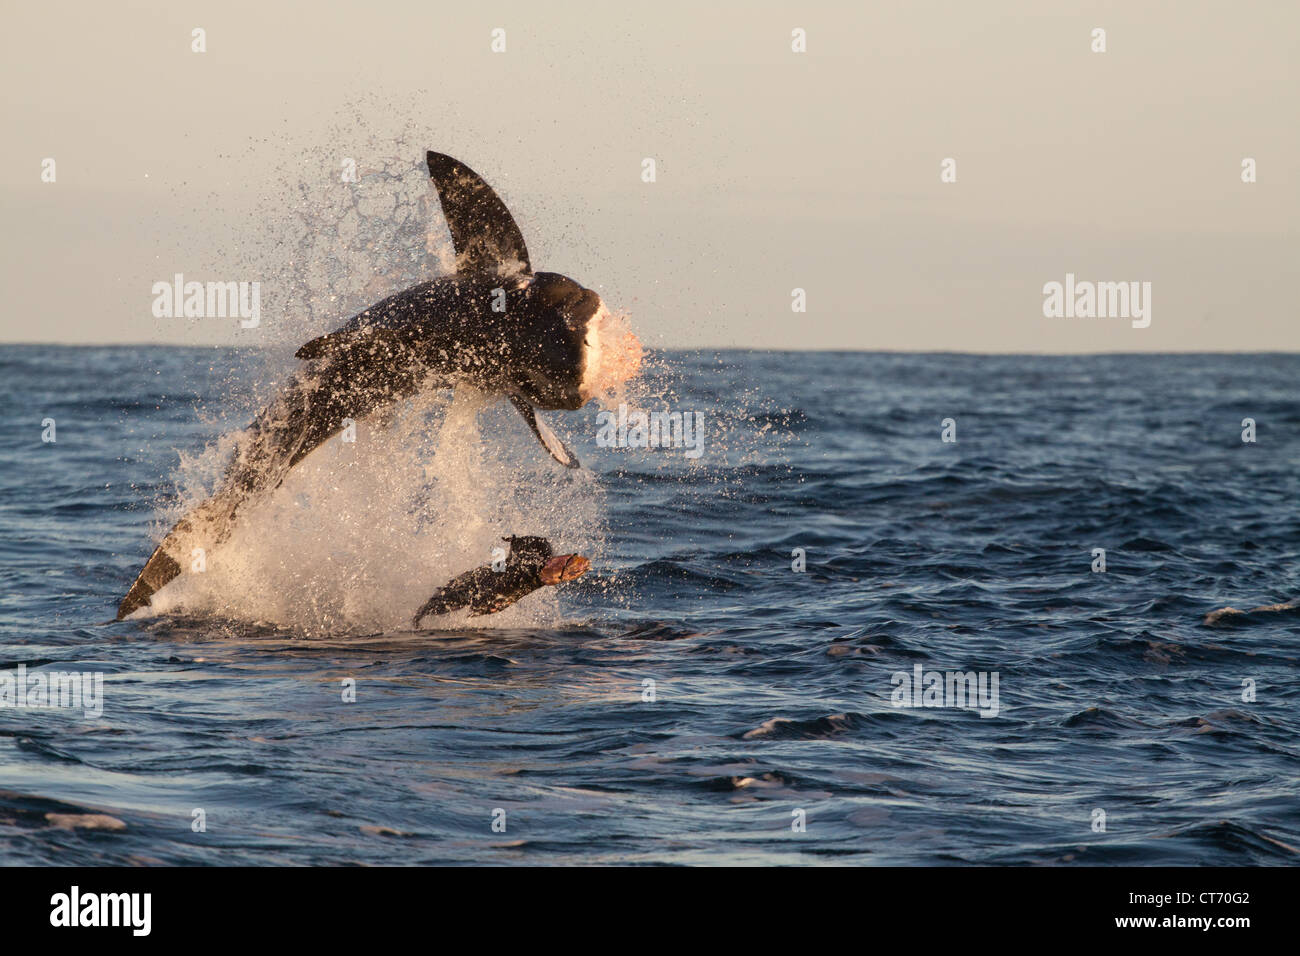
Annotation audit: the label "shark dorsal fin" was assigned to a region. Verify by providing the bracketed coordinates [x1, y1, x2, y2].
[426, 151, 531, 277]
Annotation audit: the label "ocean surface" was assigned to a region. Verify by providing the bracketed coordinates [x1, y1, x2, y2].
[1, 345, 1298, 866]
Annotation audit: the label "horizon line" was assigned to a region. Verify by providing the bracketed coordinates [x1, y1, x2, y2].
[3, 342, 1299, 357]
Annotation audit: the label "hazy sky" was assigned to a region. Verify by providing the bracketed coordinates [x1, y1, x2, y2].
[2, 0, 1296, 351]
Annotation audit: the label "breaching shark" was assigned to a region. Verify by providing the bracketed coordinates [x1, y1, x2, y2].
[117, 151, 641, 619]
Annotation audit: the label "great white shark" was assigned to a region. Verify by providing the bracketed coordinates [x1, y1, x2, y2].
[117, 151, 641, 620]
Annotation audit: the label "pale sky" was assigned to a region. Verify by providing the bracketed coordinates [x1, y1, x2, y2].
[1, 0, 1296, 351]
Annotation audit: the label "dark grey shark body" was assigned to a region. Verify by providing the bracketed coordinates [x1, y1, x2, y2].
[117, 153, 604, 620]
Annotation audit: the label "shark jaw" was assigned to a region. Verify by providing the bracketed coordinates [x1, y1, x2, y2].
[579, 302, 643, 408]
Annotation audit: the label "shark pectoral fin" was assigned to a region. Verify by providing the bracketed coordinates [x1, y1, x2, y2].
[509, 394, 580, 469]
[295, 327, 406, 361]
[294, 334, 334, 361]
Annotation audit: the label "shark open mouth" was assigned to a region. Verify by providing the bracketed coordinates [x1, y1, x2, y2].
[580, 303, 643, 408]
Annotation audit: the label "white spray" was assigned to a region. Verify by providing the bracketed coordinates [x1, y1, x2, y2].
[150, 384, 607, 636]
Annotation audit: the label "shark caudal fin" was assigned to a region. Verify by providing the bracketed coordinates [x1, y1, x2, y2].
[116, 362, 406, 619]
[115, 495, 238, 619]
[426, 151, 532, 277]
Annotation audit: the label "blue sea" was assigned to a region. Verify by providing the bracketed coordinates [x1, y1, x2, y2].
[1, 345, 1298, 865]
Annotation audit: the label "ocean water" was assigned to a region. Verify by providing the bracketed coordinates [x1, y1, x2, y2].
[1, 345, 1298, 865]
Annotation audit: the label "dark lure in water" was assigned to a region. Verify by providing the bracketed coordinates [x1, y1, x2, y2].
[413, 536, 591, 626]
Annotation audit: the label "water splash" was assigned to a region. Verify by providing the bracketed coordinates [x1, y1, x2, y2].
[151, 383, 607, 635]
[140, 130, 645, 633]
